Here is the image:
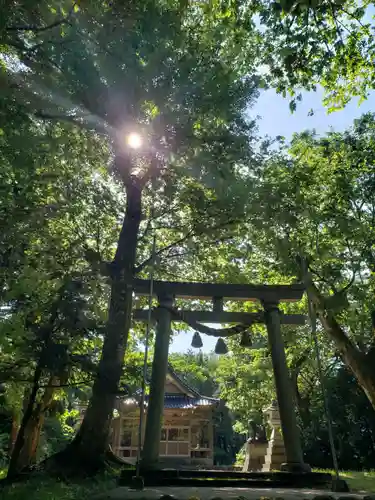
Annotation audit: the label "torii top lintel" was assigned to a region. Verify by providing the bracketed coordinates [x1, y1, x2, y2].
[132, 278, 305, 302]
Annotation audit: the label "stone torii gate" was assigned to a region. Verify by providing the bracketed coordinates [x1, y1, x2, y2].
[131, 278, 310, 473]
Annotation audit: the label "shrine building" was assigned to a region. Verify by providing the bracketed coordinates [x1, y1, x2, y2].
[111, 365, 219, 467]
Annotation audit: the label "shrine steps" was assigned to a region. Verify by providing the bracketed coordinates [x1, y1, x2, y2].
[119, 468, 333, 490]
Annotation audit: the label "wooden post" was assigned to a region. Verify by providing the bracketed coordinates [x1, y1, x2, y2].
[263, 301, 310, 472]
[213, 296, 223, 312]
[208, 409, 214, 465]
[142, 294, 173, 469]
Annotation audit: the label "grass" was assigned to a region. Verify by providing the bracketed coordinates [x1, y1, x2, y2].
[0, 468, 118, 500]
[1, 467, 375, 499]
[314, 469, 375, 493]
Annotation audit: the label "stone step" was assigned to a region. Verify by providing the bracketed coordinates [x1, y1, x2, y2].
[119, 468, 333, 489]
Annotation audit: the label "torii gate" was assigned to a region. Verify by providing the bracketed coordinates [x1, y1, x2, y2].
[131, 278, 310, 473]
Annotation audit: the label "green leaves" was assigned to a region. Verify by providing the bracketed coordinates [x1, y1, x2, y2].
[251, 0, 375, 109]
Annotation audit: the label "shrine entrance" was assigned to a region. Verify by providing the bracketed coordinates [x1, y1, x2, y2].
[131, 278, 311, 473]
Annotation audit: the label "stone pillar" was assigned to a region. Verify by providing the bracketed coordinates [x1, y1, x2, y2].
[243, 440, 268, 471]
[262, 401, 286, 471]
[142, 295, 173, 469]
[263, 301, 310, 472]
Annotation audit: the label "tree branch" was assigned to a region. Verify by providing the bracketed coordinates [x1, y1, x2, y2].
[139, 155, 161, 188]
[137, 217, 153, 243]
[134, 229, 195, 274]
[34, 111, 81, 123]
[34, 110, 109, 136]
[135, 215, 240, 274]
[304, 272, 366, 363]
[6, 3, 78, 32]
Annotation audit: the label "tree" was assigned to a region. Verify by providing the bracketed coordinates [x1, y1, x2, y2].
[166, 115, 375, 466]
[1, 1, 259, 470]
[245, 113, 375, 411]
[169, 350, 219, 397]
[0, 90, 124, 475]
[252, 0, 375, 110]
[301, 364, 375, 470]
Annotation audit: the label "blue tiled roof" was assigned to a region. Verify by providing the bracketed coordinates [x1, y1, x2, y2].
[121, 364, 219, 409]
[161, 394, 218, 409]
[123, 393, 219, 409]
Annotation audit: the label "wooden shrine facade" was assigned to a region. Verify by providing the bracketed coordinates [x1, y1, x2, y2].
[112, 365, 218, 467]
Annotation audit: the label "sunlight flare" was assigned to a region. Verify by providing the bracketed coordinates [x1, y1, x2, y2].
[126, 132, 143, 149]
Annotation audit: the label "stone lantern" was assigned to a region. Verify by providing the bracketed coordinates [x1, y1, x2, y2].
[262, 400, 287, 471]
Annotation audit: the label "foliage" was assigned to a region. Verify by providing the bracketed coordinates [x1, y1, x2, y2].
[0, 94, 118, 378]
[169, 351, 219, 396]
[224, 112, 375, 411]
[235, 445, 246, 467]
[161, 113, 375, 468]
[0, 0, 264, 466]
[214, 333, 275, 434]
[37, 409, 79, 460]
[251, 0, 375, 110]
[302, 366, 375, 470]
[3, 0, 375, 114]
[1, 0, 375, 477]
[0, 87, 125, 471]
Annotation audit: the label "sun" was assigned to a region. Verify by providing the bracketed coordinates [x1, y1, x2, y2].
[126, 132, 143, 149]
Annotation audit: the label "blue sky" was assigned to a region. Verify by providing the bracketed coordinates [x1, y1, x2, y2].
[252, 88, 375, 140]
[169, 88, 375, 354]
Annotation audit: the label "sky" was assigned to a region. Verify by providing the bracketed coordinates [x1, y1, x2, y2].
[252, 87, 375, 140]
[169, 88, 375, 354]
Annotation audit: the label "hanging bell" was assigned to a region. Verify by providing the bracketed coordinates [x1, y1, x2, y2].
[191, 331, 203, 348]
[240, 330, 252, 348]
[215, 337, 228, 355]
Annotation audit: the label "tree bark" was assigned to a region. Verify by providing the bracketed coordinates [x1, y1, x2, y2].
[307, 280, 375, 411]
[9, 411, 20, 455]
[69, 172, 142, 466]
[7, 359, 43, 478]
[20, 376, 58, 469]
[7, 374, 58, 477]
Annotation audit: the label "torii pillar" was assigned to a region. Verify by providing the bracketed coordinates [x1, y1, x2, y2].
[142, 294, 174, 469]
[263, 300, 311, 472]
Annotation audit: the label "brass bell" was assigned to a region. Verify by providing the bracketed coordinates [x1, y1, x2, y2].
[240, 330, 252, 348]
[191, 331, 203, 348]
[215, 337, 228, 355]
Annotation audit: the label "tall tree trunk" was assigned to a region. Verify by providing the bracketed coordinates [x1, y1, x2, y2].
[17, 376, 58, 470]
[69, 173, 142, 466]
[7, 359, 43, 478]
[307, 280, 375, 411]
[7, 374, 58, 477]
[8, 411, 20, 455]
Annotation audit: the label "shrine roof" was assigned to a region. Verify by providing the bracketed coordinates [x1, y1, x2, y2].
[166, 363, 201, 398]
[121, 364, 219, 409]
[165, 393, 218, 408]
[163, 394, 218, 408]
[123, 393, 218, 409]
